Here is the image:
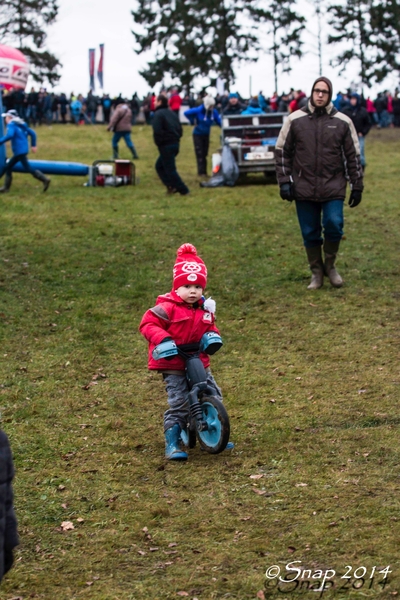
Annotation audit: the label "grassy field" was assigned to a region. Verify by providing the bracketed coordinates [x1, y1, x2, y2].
[0, 122, 399, 600]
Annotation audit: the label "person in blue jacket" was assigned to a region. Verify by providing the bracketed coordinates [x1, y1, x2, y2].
[184, 95, 221, 176]
[241, 97, 266, 116]
[0, 110, 50, 193]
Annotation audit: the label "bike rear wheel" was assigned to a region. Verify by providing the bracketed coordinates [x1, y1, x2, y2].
[196, 396, 230, 454]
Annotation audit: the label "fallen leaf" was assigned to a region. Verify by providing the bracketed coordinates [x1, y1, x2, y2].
[358, 389, 367, 394]
[328, 521, 337, 527]
[177, 592, 189, 597]
[241, 516, 251, 521]
[168, 542, 177, 547]
[295, 377, 302, 380]
[149, 547, 159, 552]
[77, 517, 84, 523]
[252, 488, 267, 495]
[86, 581, 93, 586]
[287, 546, 296, 553]
[250, 474, 264, 480]
[295, 483, 308, 487]
[58, 484, 66, 491]
[61, 521, 74, 531]
[269, 398, 276, 403]
[138, 550, 146, 556]
[309, 303, 317, 307]
[257, 591, 266, 600]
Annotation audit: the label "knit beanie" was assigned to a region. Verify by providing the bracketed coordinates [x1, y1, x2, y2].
[310, 76, 333, 107]
[203, 95, 215, 110]
[173, 243, 207, 290]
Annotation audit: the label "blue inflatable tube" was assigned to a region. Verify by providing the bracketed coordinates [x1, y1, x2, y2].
[12, 160, 89, 176]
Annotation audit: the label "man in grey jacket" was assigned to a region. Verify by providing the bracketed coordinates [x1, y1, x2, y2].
[275, 76, 364, 289]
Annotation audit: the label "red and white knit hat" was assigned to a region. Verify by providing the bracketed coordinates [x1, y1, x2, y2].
[173, 243, 207, 290]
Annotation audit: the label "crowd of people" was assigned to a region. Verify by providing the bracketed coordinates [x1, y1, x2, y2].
[2, 86, 400, 128]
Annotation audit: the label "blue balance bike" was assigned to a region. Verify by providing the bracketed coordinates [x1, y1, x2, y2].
[152, 333, 231, 454]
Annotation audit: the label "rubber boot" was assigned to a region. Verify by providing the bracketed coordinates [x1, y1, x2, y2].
[0, 172, 12, 193]
[33, 170, 51, 192]
[305, 246, 324, 290]
[323, 240, 343, 287]
[130, 147, 139, 160]
[164, 424, 188, 461]
[113, 148, 118, 159]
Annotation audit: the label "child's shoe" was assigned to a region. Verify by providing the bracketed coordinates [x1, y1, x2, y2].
[165, 424, 188, 461]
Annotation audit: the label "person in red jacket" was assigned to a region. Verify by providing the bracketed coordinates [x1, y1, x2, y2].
[139, 243, 231, 461]
[168, 88, 183, 116]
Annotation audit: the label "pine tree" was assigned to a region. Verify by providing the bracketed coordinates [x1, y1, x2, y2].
[327, 0, 376, 86]
[370, 0, 400, 82]
[0, 0, 61, 86]
[132, 0, 260, 90]
[253, 0, 305, 93]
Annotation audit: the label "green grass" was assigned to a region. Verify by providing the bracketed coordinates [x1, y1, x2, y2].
[0, 123, 399, 599]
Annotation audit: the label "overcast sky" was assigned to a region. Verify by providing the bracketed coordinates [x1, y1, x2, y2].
[42, 0, 397, 99]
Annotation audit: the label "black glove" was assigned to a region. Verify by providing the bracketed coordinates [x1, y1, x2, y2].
[280, 183, 294, 202]
[349, 190, 362, 208]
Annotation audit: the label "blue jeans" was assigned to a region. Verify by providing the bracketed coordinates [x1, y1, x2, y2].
[358, 135, 366, 167]
[26, 105, 37, 125]
[378, 110, 389, 128]
[112, 131, 138, 157]
[295, 200, 344, 248]
[155, 144, 189, 194]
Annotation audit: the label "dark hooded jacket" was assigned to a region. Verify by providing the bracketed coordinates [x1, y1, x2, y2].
[152, 106, 183, 147]
[275, 77, 364, 201]
[0, 430, 18, 582]
[342, 95, 371, 137]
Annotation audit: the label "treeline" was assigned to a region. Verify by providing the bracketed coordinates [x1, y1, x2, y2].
[131, 0, 400, 92]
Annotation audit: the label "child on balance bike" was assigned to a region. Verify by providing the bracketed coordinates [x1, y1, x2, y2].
[139, 243, 233, 461]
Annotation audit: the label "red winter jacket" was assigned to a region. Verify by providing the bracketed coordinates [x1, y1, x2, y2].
[169, 93, 183, 111]
[139, 291, 220, 371]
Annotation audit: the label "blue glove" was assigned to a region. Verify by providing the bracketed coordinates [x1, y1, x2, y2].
[200, 332, 223, 355]
[152, 339, 178, 360]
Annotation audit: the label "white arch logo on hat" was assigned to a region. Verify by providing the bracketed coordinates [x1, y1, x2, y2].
[181, 262, 202, 273]
[187, 273, 198, 281]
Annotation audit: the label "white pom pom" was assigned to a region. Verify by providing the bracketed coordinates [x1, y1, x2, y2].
[204, 296, 216, 314]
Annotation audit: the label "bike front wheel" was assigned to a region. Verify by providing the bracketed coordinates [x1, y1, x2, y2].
[196, 396, 230, 454]
[180, 422, 197, 448]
